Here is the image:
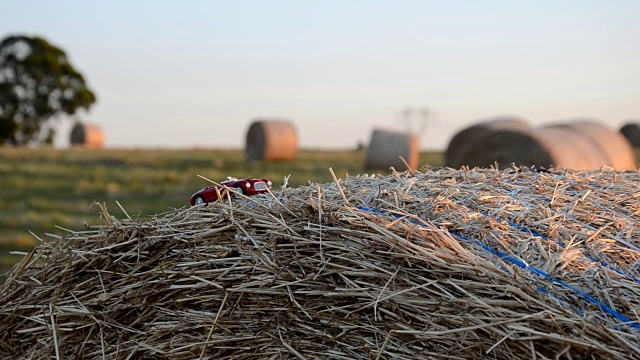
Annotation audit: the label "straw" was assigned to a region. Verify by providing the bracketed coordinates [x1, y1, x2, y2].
[1, 166, 639, 359]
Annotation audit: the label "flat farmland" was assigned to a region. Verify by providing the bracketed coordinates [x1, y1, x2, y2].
[0, 148, 443, 276]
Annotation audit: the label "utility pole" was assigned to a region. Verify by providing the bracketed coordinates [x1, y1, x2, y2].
[399, 107, 431, 135]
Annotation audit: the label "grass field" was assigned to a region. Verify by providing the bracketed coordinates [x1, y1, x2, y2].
[0, 147, 443, 277]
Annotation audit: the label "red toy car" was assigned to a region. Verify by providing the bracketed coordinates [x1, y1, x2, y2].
[190, 177, 273, 205]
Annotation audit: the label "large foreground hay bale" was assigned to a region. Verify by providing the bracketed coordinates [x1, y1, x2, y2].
[1, 167, 640, 359]
[445, 116, 531, 168]
[364, 128, 419, 170]
[69, 122, 104, 149]
[458, 121, 633, 170]
[620, 122, 640, 148]
[245, 119, 298, 161]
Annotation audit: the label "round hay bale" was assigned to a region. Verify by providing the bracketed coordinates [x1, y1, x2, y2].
[245, 119, 298, 161]
[620, 122, 640, 148]
[364, 128, 419, 171]
[3, 169, 640, 358]
[555, 120, 635, 170]
[459, 125, 611, 170]
[445, 116, 531, 168]
[69, 122, 104, 149]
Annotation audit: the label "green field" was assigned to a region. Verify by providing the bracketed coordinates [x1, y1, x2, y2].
[0, 147, 443, 276]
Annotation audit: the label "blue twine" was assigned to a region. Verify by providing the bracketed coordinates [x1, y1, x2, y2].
[489, 213, 640, 284]
[357, 206, 640, 330]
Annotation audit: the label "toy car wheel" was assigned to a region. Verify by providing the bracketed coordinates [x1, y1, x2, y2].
[235, 186, 244, 196]
[194, 196, 205, 205]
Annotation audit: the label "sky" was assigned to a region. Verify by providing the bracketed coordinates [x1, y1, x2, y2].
[1, 1, 639, 150]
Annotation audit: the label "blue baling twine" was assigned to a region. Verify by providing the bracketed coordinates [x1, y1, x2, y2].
[357, 206, 640, 330]
[490, 213, 640, 284]
[487, 187, 638, 283]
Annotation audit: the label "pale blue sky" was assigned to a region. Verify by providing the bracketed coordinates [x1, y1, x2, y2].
[1, 1, 639, 150]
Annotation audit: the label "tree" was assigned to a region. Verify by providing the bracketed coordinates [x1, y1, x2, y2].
[0, 34, 96, 145]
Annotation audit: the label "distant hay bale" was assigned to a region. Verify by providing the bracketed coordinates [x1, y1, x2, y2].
[555, 119, 635, 170]
[364, 128, 419, 170]
[459, 125, 611, 170]
[69, 122, 104, 149]
[245, 119, 298, 161]
[445, 116, 531, 168]
[2, 167, 640, 359]
[620, 122, 640, 148]
[455, 120, 635, 170]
